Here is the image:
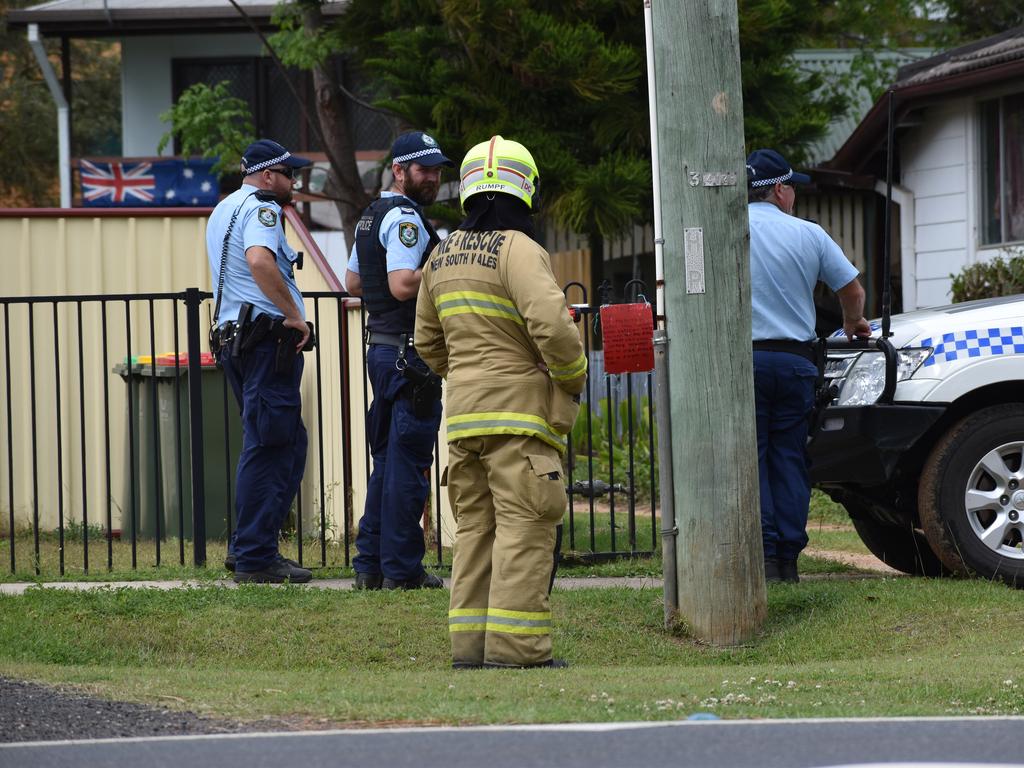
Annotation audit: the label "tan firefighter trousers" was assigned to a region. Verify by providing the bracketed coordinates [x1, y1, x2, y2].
[446, 434, 566, 666]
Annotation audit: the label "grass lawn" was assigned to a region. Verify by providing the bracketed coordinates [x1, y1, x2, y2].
[3, 490, 1016, 725]
[0, 490, 871, 582]
[1, 577, 1023, 724]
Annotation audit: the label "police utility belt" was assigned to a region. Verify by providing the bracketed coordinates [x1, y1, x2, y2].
[752, 339, 817, 364]
[364, 329, 442, 418]
[211, 302, 316, 374]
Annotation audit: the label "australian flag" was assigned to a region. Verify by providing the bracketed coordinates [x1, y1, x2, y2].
[79, 158, 219, 207]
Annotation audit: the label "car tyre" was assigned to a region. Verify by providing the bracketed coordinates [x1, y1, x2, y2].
[919, 404, 1024, 587]
[847, 513, 950, 577]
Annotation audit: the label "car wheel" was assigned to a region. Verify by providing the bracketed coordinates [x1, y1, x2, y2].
[847, 512, 949, 577]
[919, 404, 1024, 587]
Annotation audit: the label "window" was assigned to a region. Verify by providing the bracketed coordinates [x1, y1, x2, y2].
[980, 94, 1024, 246]
[172, 58, 310, 152]
[170, 57, 392, 156]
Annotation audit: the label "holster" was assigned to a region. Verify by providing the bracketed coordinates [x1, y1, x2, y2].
[402, 364, 443, 418]
[271, 320, 317, 375]
[239, 312, 273, 356]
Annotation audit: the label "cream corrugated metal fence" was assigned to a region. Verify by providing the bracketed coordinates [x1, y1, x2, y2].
[0, 209, 460, 564]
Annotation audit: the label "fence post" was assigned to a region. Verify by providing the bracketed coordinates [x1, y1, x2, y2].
[184, 288, 207, 567]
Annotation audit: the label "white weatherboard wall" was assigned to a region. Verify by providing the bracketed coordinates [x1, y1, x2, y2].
[121, 34, 263, 157]
[901, 101, 971, 308]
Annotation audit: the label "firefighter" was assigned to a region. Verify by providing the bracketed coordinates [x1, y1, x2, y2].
[415, 136, 587, 668]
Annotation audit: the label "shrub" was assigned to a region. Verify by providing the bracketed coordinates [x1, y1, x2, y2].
[568, 396, 658, 503]
[950, 247, 1024, 303]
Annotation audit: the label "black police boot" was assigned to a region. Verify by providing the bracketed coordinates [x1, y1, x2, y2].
[778, 559, 800, 583]
[274, 553, 304, 569]
[382, 571, 445, 590]
[482, 658, 569, 669]
[354, 572, 383, 590]
[764, 557, 782, 584]
[226, 552, 302, 573]
[233, 559, 312, 584]
[452, 660, 484, 670]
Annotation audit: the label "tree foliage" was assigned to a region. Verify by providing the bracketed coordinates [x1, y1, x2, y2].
[269, 0, 373, 244]
[157, 82, 255, 178]
[322, 0, 652, 237]
[0, 0, 121, 206]
[938, 0, 1024, 46]
[291, 0, 957, 234]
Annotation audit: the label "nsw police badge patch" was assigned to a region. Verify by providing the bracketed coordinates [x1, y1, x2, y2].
[398, 221, 419, 247]
[257, 207, 277, 227]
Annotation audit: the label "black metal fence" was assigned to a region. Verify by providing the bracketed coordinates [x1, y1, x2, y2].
[0, 287, 658, 576]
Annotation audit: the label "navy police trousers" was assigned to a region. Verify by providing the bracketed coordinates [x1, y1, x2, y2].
[220, 338, 307, 572]
[753, 350, 817, 562]
[354, 343, 442, 581]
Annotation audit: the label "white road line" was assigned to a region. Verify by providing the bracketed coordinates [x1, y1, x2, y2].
[3, 715, 1024, 749]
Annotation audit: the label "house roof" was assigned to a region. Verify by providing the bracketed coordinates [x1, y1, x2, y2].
[6, 0, 348, 36]
[794, 48, 932, 166]
[828, 26, 1024, 175]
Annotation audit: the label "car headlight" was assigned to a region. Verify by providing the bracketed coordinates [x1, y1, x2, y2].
[835, 347, 932, 406]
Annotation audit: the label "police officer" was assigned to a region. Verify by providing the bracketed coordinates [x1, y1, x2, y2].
[746, 148, 871, 584]
[345, 131, 453, 590]
[415, 136, 587, 668]
[207, 138, 313, 584]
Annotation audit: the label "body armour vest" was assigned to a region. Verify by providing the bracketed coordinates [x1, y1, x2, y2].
[355, 195, 440, 334]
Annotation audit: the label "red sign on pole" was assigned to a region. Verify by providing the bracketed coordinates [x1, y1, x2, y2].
[600, 303, 655, 373]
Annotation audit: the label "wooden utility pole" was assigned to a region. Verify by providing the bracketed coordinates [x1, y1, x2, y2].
[651, 0, 766, 644]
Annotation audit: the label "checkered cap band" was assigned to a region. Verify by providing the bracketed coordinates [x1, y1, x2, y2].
[394, 147, 444, 164]
[749, 168, 794, 188]
[244, 152, 291, 174]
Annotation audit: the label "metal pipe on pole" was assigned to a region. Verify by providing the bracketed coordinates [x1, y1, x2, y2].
[27, 24, 71, 209]
[650, 0, 765, 645]
[643, 0, 678, 627]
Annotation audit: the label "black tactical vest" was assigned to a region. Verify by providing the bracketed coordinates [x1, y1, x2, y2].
[355, 195, 440, 334]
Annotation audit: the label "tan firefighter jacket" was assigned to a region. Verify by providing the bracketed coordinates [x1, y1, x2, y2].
[414, 228, 587, 452]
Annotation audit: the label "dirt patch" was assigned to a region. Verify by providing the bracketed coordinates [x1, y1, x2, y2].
[804, 547, 900, 574]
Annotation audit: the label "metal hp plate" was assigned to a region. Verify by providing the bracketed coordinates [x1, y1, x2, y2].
[684, 227, 706, 295]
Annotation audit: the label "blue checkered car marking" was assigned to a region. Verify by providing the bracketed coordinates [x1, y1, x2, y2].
[829, 320, 883, 338]
[919, 327, 1024, 366]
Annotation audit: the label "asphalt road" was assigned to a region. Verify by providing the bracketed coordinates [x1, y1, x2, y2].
[4, 717, 1024, 768]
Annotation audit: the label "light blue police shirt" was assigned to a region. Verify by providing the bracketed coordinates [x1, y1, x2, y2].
[749, 202, 858, 342]
[346, 191, 430, 275]
[206, 184, 305, 329]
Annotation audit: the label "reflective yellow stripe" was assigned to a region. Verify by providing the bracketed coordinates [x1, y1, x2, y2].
[447, 411, 567, 451]
[436, 291, 523, 325]
[450, 623, 487, 633]
[548, 352, 587, 381]
[488, 608, 551, 621]
[449, 607, 488, 634]
[484, 622, 550, 635]
[449, 608, 486, 617]
[485, 607, 552, 636]
[487, 608, 551, 634]
[450, 607, 552, 635]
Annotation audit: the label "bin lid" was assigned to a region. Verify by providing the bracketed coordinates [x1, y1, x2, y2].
[154, 352, 217, 367]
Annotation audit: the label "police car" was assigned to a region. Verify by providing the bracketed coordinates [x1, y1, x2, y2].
[808, 294, 1024, 586]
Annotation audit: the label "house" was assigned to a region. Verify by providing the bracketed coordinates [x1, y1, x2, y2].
[825, 26, 1024, 311]
[6, 0, 386, 273]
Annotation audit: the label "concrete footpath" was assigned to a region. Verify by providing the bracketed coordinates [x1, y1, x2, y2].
[0, 575, 663, 596]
